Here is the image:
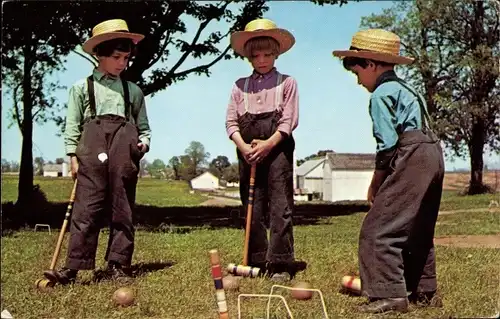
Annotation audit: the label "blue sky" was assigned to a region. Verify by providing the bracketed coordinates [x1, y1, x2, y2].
[1, 1, 498, 171]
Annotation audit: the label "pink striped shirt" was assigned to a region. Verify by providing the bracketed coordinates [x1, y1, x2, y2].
[225, 68, 299, 139]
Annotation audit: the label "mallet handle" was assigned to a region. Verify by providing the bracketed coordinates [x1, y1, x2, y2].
[242, 164, 256, 266]
[49, 181, 77, 270]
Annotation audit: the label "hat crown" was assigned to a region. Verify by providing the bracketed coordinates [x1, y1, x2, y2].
[244, 18, 277, 32]
[92, 19, 130, 37]
[351, 29, 401, 55]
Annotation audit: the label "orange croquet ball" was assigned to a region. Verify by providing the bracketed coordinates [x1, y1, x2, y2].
[112, 287, 135, 307]
[291, 281, 313, 300]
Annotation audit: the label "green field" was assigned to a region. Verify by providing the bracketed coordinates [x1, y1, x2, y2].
[1, 175, 499, 319]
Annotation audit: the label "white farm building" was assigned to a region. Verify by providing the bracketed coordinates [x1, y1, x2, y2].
[190, 171, 220, 191]
[322, 153, 375, 202]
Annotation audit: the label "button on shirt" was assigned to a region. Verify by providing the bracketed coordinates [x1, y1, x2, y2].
[225, 68, 299, 138]
[64, 69, 152, 155]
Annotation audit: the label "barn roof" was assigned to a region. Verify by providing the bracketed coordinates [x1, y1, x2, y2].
[326, 153, 375, 170]
[43, 164, 63, 172]
[295, 158, 325, 176]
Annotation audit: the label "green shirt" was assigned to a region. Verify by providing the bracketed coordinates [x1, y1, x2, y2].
[64, 69, 151, 155]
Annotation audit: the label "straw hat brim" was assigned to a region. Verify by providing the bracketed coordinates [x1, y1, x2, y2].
[83, 32, 145, 54]
[332, 50, 414, 65]
[231, 29, 295, 57]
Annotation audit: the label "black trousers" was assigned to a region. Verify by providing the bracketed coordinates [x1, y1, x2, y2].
[358, 130, 445, 298]
[66, 115, 142, 270]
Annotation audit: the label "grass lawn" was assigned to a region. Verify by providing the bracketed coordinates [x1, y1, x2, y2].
[2, 209, 499, 319]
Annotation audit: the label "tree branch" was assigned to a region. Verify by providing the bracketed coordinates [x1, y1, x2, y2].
[168, 1, 231, 76]
[146, 29, 173, 69]
[173, 44, 231, 79]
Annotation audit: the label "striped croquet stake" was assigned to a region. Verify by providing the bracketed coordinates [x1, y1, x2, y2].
[209, 249, 229, 319]
[227, 263, 260, 278]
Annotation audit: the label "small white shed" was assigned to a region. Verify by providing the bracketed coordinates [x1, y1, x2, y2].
[190, 171, 220, 191]
[323, 153, 375, 202]
[295, 158, 325, 194]
[43, 163, 69, 177]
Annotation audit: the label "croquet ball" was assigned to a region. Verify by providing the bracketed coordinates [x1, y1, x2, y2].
[222, 275, 240, 291]
[341, 275, 361, 294]
[291, 281, 313, 300]
[35, 279, 55, 290]
[112, 287, 135, 307]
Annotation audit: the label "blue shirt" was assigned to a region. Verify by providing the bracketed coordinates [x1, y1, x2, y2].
[369, 71, 428, 153]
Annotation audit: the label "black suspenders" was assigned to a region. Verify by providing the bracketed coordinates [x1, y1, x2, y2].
[86, 75, 131, 120]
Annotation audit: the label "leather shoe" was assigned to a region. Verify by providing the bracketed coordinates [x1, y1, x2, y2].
[409, 291, 443, 308]
[43, 267, 78, 285]
[358, 297, 409, 314]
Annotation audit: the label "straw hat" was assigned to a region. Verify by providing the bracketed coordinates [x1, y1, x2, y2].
[83, 19, 145, 54]
[230, 18, 295, 57]
[332, 29, 414, 65]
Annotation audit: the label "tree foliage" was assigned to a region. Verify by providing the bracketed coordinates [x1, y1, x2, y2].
[361, 0, 500, 194]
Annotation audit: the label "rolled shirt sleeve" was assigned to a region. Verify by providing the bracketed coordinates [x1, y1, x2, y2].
[225, 84, 241, 139]
[64, 83, 85, 155]
[277, 77, 299, 136]
[135, 91, 151, 150]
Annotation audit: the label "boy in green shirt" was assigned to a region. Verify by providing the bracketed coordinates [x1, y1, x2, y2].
[333, 29, 444, 313]
[44, 19, 151, 285]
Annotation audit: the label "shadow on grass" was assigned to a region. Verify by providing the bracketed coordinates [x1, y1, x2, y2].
[83, 261, 176, 284]
[1, 196, 370, 236]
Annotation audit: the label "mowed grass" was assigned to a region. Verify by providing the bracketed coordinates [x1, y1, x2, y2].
[1, 175, 207, 206]
[2, 210, 499, 319]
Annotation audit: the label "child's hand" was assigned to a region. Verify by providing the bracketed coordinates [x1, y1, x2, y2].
[137, 143, 148, 153]
[70, 156, 79, 181]
[248, 139, 273, 164]
[239, 143, 253, 163]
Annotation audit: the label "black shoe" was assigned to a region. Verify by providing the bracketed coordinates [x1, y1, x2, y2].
[265, 260, 308, 281]
[106, 262, 132, 283]
[409, 291, 443, 308]
[358, 297, 409, 314]
[43, 267, 78, 285]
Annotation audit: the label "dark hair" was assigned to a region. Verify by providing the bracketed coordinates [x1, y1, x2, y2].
[95, 38, 136, 57]
[342, 46, 395, 71]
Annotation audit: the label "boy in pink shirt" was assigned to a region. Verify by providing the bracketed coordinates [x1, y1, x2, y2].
[226, 18, 306, 281]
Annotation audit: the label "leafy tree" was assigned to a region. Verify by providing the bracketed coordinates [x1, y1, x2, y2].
[147, 159, 167, 179]
[223, 163, 240, 183]
[34, 157, 45, 176]
[2, 2, 85, 206]
[209, 155, 231, 178]
[139, 158, 149, 178]
[168, 156, 181, 180]
[184, 141, 210, 176]
[361, 0, 499, 194]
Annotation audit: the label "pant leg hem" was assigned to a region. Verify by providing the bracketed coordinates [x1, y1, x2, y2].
[107, 252, 132, 267]
[416, 277, 437, 293]
[268, 253, 295, 264]
[363, 282, 408, 299]
[66, 258, 95, 270]
[250, 251, 267, 264]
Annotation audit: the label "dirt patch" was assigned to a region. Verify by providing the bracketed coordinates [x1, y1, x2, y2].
[435, 234, 500, 249]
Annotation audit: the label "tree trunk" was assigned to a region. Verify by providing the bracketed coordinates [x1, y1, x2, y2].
[16, 46, 34, 207]
[467, 117, 489, 194]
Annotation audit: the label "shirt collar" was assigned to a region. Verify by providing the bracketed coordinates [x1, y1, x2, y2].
[374, 70, 398, 90]
[93, 68, 120, 82]
[251, 67, 277, 80]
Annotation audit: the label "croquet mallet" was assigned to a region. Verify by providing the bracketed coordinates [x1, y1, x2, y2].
[35, 180, 77, 289]
[242, 164, 256, 266]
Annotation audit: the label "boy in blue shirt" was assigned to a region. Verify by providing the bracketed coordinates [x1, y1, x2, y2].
[333, 29, 444, 313]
